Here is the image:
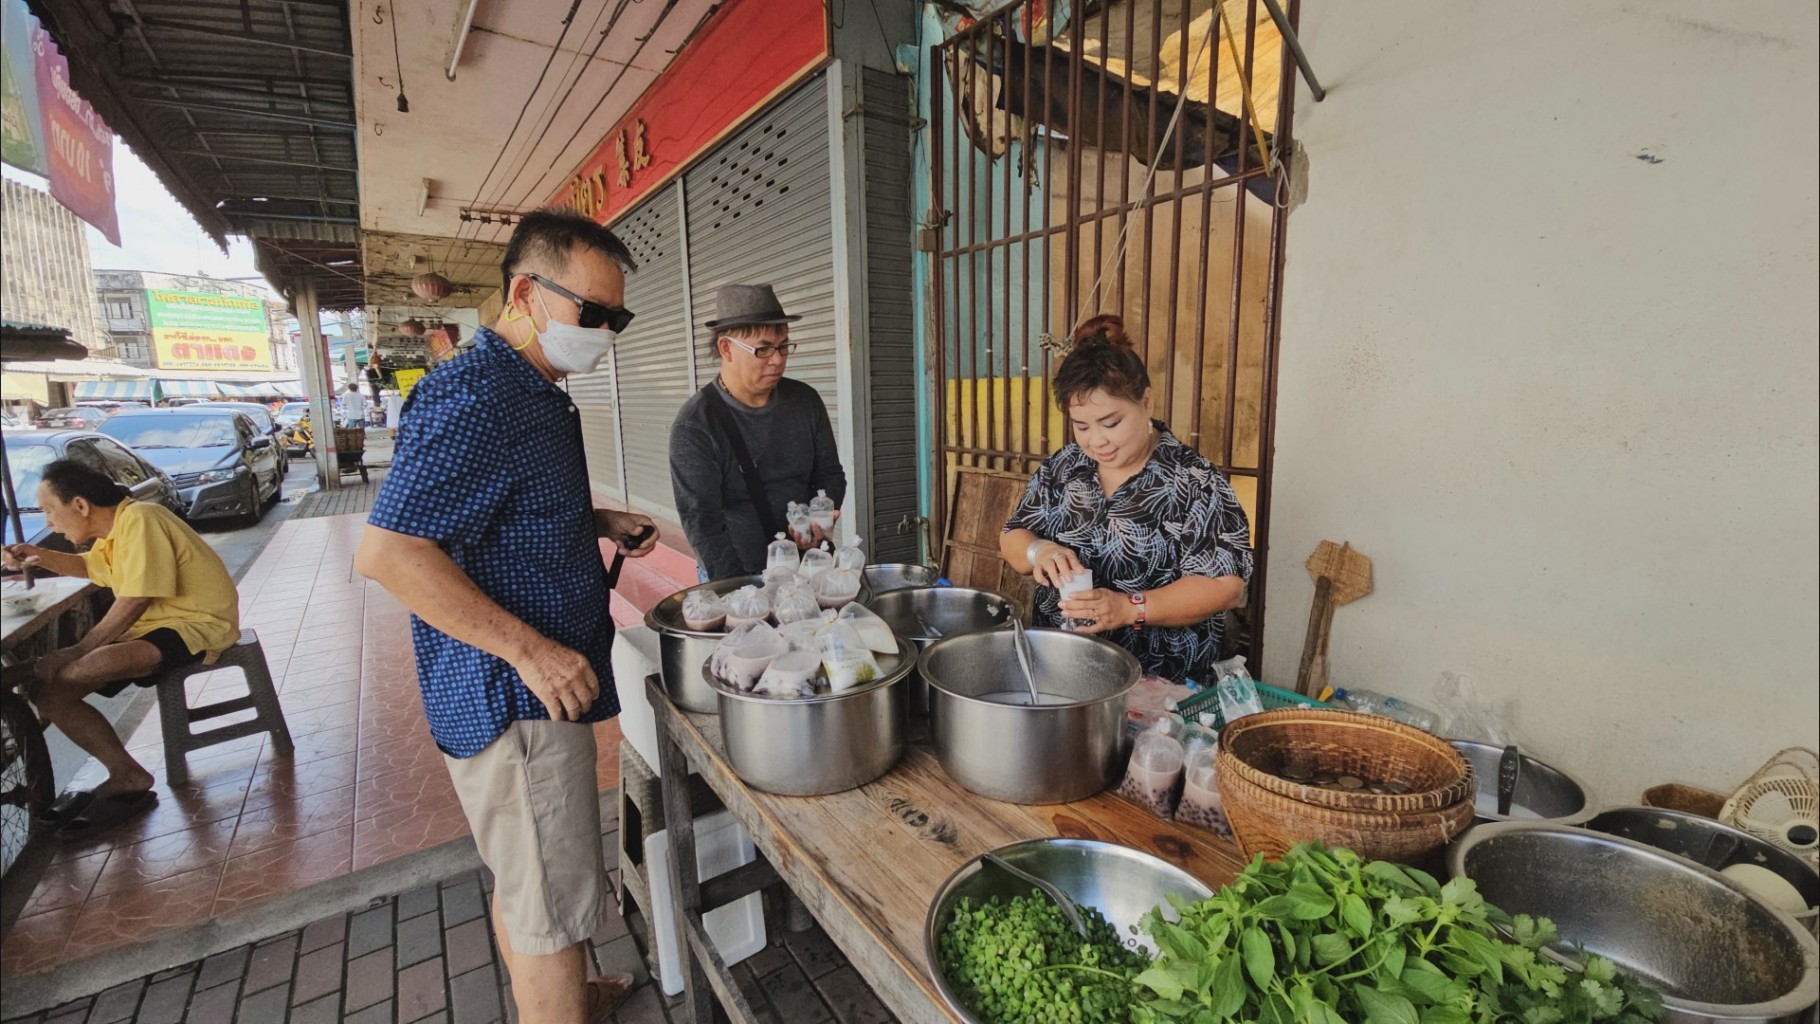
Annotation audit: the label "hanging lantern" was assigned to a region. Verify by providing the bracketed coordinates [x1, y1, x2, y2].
[399, 318, 425, 336]
[411, 272, 453, 301]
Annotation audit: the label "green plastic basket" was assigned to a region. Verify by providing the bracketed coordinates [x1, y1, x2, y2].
[1174, 679, 1327, 731]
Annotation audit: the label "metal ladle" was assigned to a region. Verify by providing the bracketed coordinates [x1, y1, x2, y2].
[981, 853, 1087, 938]
[1009, 617, 1040, 706]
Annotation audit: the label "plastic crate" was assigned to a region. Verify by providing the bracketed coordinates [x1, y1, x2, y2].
[1173, 679, 1329, 730]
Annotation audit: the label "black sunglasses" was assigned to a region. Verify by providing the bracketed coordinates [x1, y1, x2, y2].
[526, 273, 635, 333]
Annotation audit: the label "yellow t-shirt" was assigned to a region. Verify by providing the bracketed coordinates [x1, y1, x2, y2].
[82, 500, 241, 656]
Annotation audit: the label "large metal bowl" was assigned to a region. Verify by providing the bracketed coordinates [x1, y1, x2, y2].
[862, 563, 940, 594]
[1583, 807, 1819, 934]
[1451, 740, 1597, 824]
[706, 637, 916, 796]
[924, 838, 1214, 1024]
[1451, 822, 1820, 1023]
[921, 629, 1139, 804]
[645, 575, 763, 713]
[866, 587, 1013, 717]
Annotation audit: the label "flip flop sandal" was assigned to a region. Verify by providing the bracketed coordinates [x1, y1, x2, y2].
[38, 789, 97, 825]
[584, 974, 635, 1024]
[58, 790, 157, 837]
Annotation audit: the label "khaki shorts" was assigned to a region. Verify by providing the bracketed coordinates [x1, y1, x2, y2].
[445, 720, 610, 956]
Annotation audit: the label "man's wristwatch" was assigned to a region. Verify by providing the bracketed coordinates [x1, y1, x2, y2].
[1129, 591, 1147, 631]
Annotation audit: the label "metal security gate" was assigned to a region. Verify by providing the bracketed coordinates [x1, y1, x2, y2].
[930, 0, 1298, 663]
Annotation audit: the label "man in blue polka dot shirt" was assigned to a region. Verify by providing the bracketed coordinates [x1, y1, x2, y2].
[357, 210, 656, 1024]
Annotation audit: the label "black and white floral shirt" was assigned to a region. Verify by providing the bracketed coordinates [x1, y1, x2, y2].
[1004, 422, 1254, 683]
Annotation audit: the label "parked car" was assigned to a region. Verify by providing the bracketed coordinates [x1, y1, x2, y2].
[35, 407, 113, 430]
[190, 402, 288, 463]
[2, 430, 187, 551]
[98, 408, 282, 525]
[274, 401, 310, 427]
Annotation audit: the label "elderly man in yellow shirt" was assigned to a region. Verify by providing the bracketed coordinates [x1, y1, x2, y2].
[3, 459, 240, 834]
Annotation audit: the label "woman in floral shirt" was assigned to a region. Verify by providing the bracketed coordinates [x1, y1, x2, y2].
[1000, 315, 1253, 682]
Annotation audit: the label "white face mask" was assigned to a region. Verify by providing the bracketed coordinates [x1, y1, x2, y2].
[531, 288, 617, 375]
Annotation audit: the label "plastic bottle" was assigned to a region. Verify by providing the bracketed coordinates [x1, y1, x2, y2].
[834, 535, 866, 573]
[1332, 688, 1441, 733]
[765, 532, 800, 575]
[808, 489, 837, 534]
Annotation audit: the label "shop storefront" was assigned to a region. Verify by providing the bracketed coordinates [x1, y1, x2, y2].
[549, 0, 923, 564]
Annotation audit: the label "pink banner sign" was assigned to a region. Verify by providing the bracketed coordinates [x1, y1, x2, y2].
[32, 23, 118, 245]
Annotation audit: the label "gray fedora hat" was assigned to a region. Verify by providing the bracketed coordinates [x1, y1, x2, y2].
[704, 283, 802, 330]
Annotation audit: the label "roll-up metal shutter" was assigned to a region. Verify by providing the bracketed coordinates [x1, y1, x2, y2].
[603, 184, 692, 520]
[857, 66, 920, 563]
[683, 75, 836, 426]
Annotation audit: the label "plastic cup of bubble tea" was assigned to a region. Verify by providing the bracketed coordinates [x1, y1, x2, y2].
[1058, 567, 1095, 630]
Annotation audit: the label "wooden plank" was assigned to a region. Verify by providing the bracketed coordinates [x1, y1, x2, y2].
[698, 857, 780, 913]
[683, 915, 765, 1024]
[644, 671, 1257, 1024]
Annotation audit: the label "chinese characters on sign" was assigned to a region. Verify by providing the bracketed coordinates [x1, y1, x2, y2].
[567, 118, 652, 221]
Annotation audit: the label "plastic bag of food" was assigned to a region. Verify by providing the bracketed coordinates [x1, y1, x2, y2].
[754, 649, 822, 699]
[776, 618, 825, 653]
[1175, 743, 1233, 838]
[799, 546, 835, 581]
[836, 602, 896, 654]
[710, 621, 787, 690]
[723, 585, 773, 629]
[765, 532, 801, 576]
[681, 589, 728, 632]
[834, 536, 866, 573]
[813, 566, 862, 609]
[771, 580, 822, 625]
[1432, 671, 1519, 747]
[762, 564, 799, 587]
[1216, 670, 1265, 724]
[1116, 724, 1185, 818]
[1127, 675, 1196, 739]
[816, 620, 882, 692]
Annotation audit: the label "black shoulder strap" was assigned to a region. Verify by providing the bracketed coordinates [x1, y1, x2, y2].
[698, 383, 784, 538]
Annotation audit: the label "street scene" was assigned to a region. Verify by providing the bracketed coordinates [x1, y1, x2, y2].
[2, 2, 1817, 1024]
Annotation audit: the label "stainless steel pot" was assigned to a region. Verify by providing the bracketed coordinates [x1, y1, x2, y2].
[707, 636, 916, 796]
[1451, 822, 1820, 1023]
[1451, 740, 1596, 824]
[862, 563, 940, 594]
[866, 587, 1013, 717]
[644, 575, 763, 714]
[1583, 806, 1819, 934]
[925, 838, 1214, 1024]
[920, 629, 1139, 804]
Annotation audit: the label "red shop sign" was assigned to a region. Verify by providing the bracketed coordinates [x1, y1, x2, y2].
[547, 0, 828, 226]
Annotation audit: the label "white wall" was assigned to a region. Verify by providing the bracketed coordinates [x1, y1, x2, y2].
[1264, 2, 1819, 802]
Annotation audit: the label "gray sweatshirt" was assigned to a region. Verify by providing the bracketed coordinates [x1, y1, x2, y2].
[668, 378, 847, 580]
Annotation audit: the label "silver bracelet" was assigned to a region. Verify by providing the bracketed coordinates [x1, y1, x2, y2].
[1025, 538, 1050, 569]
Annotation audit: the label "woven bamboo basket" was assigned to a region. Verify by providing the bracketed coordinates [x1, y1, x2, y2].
[1215, 709, 1476, 863]
[1219, 708, 1474, 813]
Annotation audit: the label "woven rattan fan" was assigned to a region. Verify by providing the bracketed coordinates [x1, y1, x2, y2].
[1721, 747, 1818, 866]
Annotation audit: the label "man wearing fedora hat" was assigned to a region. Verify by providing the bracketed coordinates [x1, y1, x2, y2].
[669, 283, 846, 580]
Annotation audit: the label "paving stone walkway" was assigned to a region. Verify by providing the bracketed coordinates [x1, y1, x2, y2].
[1, 825, 900, 1024]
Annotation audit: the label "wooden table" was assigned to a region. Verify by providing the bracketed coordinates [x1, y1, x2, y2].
[645, 676, 1250, 1024]
[2, 576, 98, 661]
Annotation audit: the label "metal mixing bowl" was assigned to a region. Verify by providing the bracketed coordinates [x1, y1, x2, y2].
[921, 629, 1139, 804]
[645, 575, 763, 713]
[707, 637, 916, 796]
[1451, 822, 1820, 1023]
[862, 563, 940, 594]
[866, 587, 1013, 717]
[924, 838, 1214, 1024]
[1451, 740, 1596, 824]
[1583, 807, 1819, 934]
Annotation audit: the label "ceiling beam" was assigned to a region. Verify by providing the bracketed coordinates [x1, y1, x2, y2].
[126, 80, 353, 109]
[169, 150, 356, 172]
[134, 18, 353, 59]
[133, 96, 356, 130]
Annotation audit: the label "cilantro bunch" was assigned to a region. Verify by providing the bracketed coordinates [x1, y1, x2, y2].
[937, 892, 1150, 1024]
[1130, 843, 1663, 1024]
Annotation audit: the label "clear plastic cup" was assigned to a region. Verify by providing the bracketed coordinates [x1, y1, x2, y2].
[1057, 567, 1094, 630]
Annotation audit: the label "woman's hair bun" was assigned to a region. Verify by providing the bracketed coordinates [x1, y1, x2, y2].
[1070, 313, 1134, 352]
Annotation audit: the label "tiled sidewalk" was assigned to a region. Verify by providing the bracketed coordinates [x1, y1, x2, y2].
[1, 512, 632, 976]
[1, 809, 900, 1024]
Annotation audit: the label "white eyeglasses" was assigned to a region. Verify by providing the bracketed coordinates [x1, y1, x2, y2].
[722, 337, 796, 360]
